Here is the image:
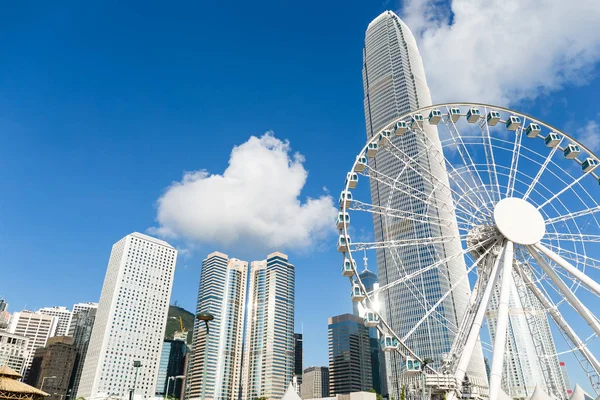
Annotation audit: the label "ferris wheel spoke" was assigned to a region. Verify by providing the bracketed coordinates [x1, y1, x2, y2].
[478, 112, 501, 202]
[537, 164, 600, 210]
[514, 259, 600, 377]
[538, 242, 600, 270]
[522, 137, 563, 201]
[545, 205, 600, 225]
[350, 235, 467, 251]
[543, 232, 600, 243]
[444, 161, 494, 223]
[505, 120, 525, 198]
[526, 245, 600, 338]
[401, 243, 494, 344]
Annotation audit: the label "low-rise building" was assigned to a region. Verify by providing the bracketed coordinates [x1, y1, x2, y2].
[27, 336, 77, 400]
[301, 366, 329, 399]
[0, 331, 29, 375]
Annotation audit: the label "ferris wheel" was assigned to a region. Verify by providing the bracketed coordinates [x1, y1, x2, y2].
[337, 103, 600, 400]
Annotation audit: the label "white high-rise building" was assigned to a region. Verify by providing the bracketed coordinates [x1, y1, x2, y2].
[0, 331, 29, 375]
[362, 11, 488, 398]
[38, 306, 73, 337]
[7, 311, 58, 379]
[77, 232, 177, 400]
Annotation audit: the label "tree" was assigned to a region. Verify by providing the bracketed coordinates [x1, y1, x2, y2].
[400, 385, 406, 400]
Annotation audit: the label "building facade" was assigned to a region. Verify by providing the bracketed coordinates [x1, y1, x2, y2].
[300, 366, 329, 399]
[155, 339, 189, 400]
[68, 307, 97, 397]
[328, 314, 372, 395]
[38, 307, 73, 337]
[242, 252, 295, 400]
[361, 11, 487, 398]
[0, 331, 29, 375]
[77, 232, 177, 400]
[187, 253, 248, 400]
[294, 333, 304, 393]
[8, 311, 58, 380]
[27, 336, 77, 400]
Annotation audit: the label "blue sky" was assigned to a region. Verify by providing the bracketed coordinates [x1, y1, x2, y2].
[1, 0, 600, 392]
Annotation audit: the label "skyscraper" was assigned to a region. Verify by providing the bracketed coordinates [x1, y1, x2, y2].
[187, 253, 248, 400]
[362, 11, 487, 397]
[77, 232, 177, 400]
[38, 306, 73, 337]
[300, 366, 329, 399]
[156, 339, 189, 399]
[242, 252, 295, 400]
[8, 311, 58, 380]
[328, 314, 372, 395]
[294, 333, 304, 393]
[68, 307, 97, 398]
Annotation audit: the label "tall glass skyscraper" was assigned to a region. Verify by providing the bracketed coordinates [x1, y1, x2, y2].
[362, 11, 487, 398]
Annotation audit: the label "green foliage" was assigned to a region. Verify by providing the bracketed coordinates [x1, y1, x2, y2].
[400, 384, 406, 400]
[164, 305, 195, 344]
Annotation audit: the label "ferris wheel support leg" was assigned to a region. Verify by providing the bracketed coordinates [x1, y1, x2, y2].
[489, 241, 514, 400]
[534, 242, 600, 297]
[513, 260, 600, 378]
[526, 245, 600, 337]
[450, 247, 504, 400]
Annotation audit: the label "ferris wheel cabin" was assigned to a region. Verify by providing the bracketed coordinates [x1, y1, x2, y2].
[337, 235, 350, 253]
[428, 109, 442, 125]
[405, 358, 421, 373]
[363, 309, 380, 327]
[351, 284, 365, 302]
[564, 144, 581, 159]
[410, 114, 424, 129]
[544, 132, 561, 148]
[336, 212, 350, 230]
[379, 130, 392, 145]
[354, 155, 367, 172]
[346, 172, 358, 189]
[486, 110, 501, 126]
[366, 142, 379, 157]
[449, 107, 461, 122]
[506, 115, 521, 130]
[342, 258, 356, 277]
[339, 191, 352, 209]
[466, 107, 481, 123]
[525, 123, 541, 138]
[381, 335, 399, 352]
[582, 158, 598, 173]
[394, 120, 407, 136]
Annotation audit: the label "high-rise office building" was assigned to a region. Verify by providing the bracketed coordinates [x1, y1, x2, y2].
[187, 252, 295, 400]
[0, 300, 9, 330]
[300, 366, 329, 399]
[72, 302, 99, 315]
[187, 253, 248, 400]
[0, 300, 7, 312]
[294, 333, 304, 393]
[0, 331, 29, 375]
[362, 11, 487, 397]
[242, 252, 295, 400]
[27, 336, 77, 400]
[559, 362, 572, 397]
[156, 339, 189, 399]
[328, 314, 372, 395]
[8, 311, 58, 380]
[68, 307, 97, 397]
[38, 307, 73, 337]
[77, 232, 177, 400]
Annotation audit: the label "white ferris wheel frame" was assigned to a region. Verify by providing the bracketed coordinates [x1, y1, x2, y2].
[338, 102, 600, 399]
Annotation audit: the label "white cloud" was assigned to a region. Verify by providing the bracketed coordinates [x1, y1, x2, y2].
[400, 0, 600, 105]
[151, 133, 337, 251]
[576, 120, 600, 152]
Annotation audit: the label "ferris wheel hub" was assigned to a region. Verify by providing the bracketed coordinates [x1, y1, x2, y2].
[493, 197, 545, 245]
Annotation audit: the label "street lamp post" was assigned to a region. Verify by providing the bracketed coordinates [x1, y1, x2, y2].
[165, 376, 185, 400]
[129, 361, 142, 400]
[40, 376, 57, 392]
[421, 358, 434, 400]
[196, 312, 214, 400]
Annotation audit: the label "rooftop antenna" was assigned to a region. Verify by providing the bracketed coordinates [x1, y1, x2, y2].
[363, 249, 369, 272]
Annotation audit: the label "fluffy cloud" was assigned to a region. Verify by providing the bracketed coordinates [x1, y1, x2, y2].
[400, 0, 600, 105]
[577, 120, 600, 152]
[152, 133, 337, 251]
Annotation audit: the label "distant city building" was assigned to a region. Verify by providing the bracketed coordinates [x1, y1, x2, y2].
[300, 366, 329, 399]
[38, 306, 73, 337]
[304, 392, 376, 400]
[155, 339, 189, 400]
[294, 333, 304, 393]
[0, 331, 29, 375]
[27, 336, 77, 400]
[242, 252, 295, 400]
[8, 311, 58, 380]
[187, 251, 295, 400]
[68, 307, 97, 397]
[361, 10, 488, 398]
[0, 300, 7, 312]
[77, 232, 177, 400]
[0, 299, 9, 329]
[328, 314, 372, 395]
[68, 302, 98, 335]
[560, 361, 572, 396]
[187, 253, 248, 400]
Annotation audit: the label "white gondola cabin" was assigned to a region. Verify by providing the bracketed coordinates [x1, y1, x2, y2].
[337, 235, 350, 253]
[339, 191, 352, 209]
[525, 123, 541, 138]
[364, 309, 380, 328]
[544, 132, 561, 148]
[486, 110, 501, 126]
[394, 120, 407, 136]
[506, 116, 521, 130]
[336, 212, 350, 230]
[466, 107, 481, 123]
[342, 258, 356, 277]
[449, 107, 461, 122]
[366, 142, 379, 157]
[379, 130, 392, 145]
[428, 109, 442, 125]
[381, 335, 399, 351]
[582, 158, 598, 173]
[564, 144, 580, 159]
[406, 358, 421, 372]
[354, 156, 367, 172]
[351, 284, 365, 302]
[346, 172, 358, 189]
[410, 114, 424, 129]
